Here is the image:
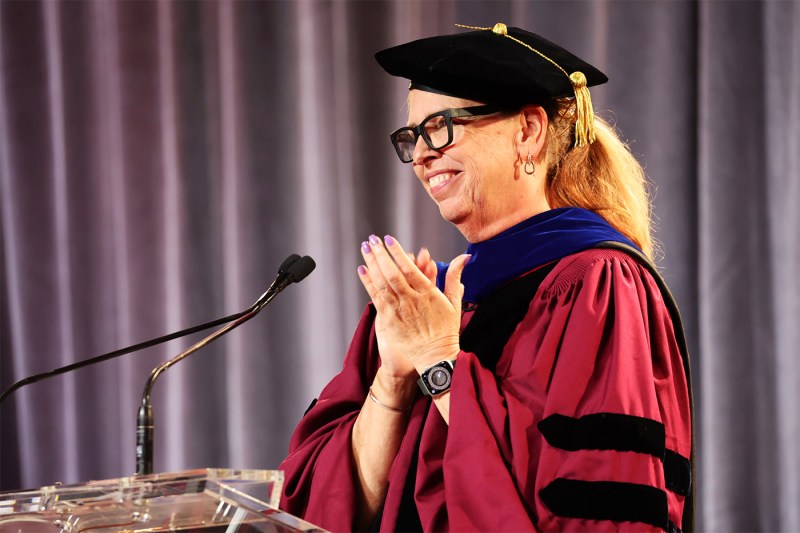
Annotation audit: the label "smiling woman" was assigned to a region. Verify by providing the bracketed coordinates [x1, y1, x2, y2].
[278, 23, 694, 532]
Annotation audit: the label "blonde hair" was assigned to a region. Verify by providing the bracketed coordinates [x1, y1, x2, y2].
[542, 99, 654, 259]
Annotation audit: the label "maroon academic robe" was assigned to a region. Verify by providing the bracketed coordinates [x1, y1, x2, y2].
[279, 248, 692, 531]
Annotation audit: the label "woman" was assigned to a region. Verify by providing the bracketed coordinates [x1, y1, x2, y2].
[279, 23, 693, 532]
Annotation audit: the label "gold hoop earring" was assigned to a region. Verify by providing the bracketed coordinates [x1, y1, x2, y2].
[524, 155, 535, 175]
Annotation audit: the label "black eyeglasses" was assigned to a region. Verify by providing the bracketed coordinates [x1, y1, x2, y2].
[390, 104, 512, 163]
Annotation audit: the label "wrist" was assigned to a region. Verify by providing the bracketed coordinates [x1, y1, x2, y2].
[413, 338, 460, 375]
[373, 369, 418, 408]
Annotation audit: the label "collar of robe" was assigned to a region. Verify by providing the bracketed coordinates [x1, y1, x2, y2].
[435, 207, 639, 304]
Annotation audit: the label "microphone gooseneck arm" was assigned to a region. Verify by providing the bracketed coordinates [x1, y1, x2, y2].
[135, 254, 315, 475]
[0, 308, 253, 405]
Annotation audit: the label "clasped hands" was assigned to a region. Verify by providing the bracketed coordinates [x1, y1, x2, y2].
[357, 234, 470, 401]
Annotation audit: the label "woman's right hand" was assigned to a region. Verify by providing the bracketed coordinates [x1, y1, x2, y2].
[366, 245, 439, 406]
[357, 235, 468, 398]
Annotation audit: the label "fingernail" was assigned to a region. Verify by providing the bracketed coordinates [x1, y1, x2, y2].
[384, 235, 395, 247]
[368, 234, 380, 246]
[361, 241, 371, 254]
[357, 265, 367, 275]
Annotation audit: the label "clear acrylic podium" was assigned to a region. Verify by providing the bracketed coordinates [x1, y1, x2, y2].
[0, 468, 326, 532]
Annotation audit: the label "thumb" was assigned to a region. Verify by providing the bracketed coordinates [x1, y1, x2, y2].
[443, 254, 471, 308]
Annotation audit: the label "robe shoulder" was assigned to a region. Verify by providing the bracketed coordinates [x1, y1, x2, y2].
[447, 247, 692, 531]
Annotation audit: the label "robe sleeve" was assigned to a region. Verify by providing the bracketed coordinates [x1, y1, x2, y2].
[277, 305, 380, 531]
[444, 249, 692, 531]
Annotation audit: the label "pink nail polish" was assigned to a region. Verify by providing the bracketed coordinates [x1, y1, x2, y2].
[369, 234, 380, 246]
[361, 241, 371, 254]
[357, 265, 367, 275]
[384, 235, 395, 247]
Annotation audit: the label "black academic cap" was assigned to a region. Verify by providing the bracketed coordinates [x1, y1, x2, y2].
[375, 23, 607, 146]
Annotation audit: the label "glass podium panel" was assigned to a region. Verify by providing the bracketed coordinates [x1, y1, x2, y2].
[0, 468, 325, 532]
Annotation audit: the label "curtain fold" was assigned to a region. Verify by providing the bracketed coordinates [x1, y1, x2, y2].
[1, 1, 798, 530]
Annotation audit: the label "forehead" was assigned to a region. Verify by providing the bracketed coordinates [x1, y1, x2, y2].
[407, 89, 483, 124]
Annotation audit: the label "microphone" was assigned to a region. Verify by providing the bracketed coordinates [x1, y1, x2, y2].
[135, 254, 315, 475]
[251, 254, 314, 310]
[0, 253, 307, 406]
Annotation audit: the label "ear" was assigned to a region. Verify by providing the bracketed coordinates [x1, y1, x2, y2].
[515, 105, 548, 162]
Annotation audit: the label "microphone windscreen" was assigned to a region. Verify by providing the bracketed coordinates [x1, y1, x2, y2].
[279, 254, 301, 274]
[288, 256, 316, 282]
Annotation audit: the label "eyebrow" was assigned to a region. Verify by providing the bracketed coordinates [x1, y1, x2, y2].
[406, 110, 436, 129]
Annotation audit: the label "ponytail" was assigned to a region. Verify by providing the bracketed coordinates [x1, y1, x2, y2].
[543, 100, 654, 259]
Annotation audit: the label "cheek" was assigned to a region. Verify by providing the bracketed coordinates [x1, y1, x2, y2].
[462, 160, 487, 207]
[464, 149, 512, 202]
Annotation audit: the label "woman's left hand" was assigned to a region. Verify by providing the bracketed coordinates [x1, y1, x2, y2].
[357, 234, 470, 375]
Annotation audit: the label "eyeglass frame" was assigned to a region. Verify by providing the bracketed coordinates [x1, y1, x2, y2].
[389, 104, 516, 163]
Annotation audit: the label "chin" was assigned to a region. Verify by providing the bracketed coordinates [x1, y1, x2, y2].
[441, 210, 481, 241]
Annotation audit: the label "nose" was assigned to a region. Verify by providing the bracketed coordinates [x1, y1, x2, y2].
[411, 135, 440, 165]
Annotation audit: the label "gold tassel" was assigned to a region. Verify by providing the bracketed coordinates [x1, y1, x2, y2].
[569, 71, 595, 148]
[455, 22, 598, 147]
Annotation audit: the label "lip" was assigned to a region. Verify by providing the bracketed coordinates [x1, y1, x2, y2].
[425, 169, 463, 196]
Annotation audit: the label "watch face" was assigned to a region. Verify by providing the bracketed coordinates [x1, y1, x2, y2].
[428, 367, 452, 390]
[422, 360, 454, 395]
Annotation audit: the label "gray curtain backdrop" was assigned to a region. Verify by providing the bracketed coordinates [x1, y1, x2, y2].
[0, 0, 798, 530]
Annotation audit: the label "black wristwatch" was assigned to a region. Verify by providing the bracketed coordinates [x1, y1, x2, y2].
[418, 359, 457, 396]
